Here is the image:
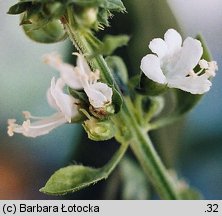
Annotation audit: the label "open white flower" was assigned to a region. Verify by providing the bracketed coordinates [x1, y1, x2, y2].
[140, 29, 218, 94]
[7, 77, 79, 138]
[43, 52, 113, 108]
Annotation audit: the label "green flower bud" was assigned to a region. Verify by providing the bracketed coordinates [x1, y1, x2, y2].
[82, 7, 98, 26]
[22, 17, 67, 43]
[75, 7, 98, 28]
[83, 118, 115, 141]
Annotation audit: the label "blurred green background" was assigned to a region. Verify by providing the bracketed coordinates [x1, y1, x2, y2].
[0, 0, 222, 199]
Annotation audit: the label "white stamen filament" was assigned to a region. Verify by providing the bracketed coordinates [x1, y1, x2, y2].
[22, 111, 48, 120]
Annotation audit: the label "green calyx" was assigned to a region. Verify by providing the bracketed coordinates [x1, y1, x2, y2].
[80, 109, 115, 141]
[83, 117, 116, 141]
[138, 73, 167, 96]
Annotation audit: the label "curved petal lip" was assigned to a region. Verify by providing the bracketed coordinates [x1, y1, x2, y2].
[168, 76, 212, 94]
[140, 54, 167, 84]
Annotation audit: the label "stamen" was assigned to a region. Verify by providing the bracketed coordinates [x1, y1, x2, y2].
[22, 114, 66, 130]
[7, 119, 17, 136]
[199, 59, 209, 69]
[22, 120, 31, 131]
[43, 53, 62, 67]
[22, 111, 48, 120]
[7, 127, 14, 136]
[8, 119, 16, 124]
[205, 69, 216, 77]
[23, 111, 31, 119]
[209, 61, 218, 72]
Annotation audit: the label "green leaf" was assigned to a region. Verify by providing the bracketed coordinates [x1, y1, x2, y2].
[106, 56, 128, 94]
[97, 8, 110, 26]
[68, 88, 89, 104]
[174, 90, 202, 115]
[96, 35, 130, 56]
[173, 34, 212, 115]
[106, 56, 128, 83]
[40, 142, 129, 195]
[8, 2, 31, 15]
[101, 0, 126, 12]
[67, 0, 104, 7]
[120, 157, 150, 200]
[196, 34, 212, 60]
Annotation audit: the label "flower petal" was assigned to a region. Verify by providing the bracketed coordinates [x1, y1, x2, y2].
[167, 37, 203, 78]
[85, 87, 106, 108]
[50, 78, 79, 121]
[168, 75, 212, 94]
[92, 82, 113, 102]
[75, 53, 92, 76]
[43, 52, 62, 69]
[47, 88, 60, 111]
[164, 29, 182, 53]
[140, 54, 167, 84]
[149, 38, 168, 58]
[58, 64, 84, 89]
[43, 52, 84, 89]
[84, 82, 112, 108]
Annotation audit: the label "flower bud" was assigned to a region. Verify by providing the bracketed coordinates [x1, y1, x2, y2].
[83, 118, 115, 141]
[75, 7, 98, 28]
[83, 8, 98, 25]
[22, 18, 67, 43]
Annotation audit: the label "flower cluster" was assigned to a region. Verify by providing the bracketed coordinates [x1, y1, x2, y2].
[140, 29, 218, 94]
[8, 29, 218, 138]
[8, 53, 113, 138]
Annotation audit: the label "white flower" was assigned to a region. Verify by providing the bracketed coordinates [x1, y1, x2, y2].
[140, 29, 218, 94]
[7, 77, 79, 138]
[43, 52, 113, 108]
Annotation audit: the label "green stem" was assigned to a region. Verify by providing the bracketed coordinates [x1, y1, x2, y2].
[134, 95, 144, 125]
[112, 104, 180, 199]
[122, 109, 179, 199]
[148, 115, 180, 131]
[65, 8, 180, 199]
